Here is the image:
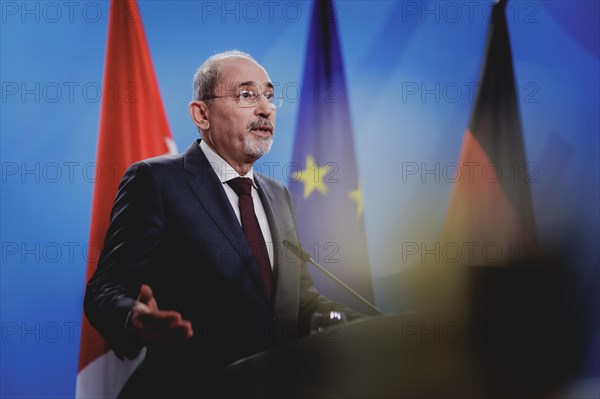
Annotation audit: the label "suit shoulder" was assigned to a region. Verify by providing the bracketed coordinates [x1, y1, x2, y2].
[128, 153, 184, 176]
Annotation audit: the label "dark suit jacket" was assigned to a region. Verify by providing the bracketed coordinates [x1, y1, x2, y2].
[84, 139, 359, 397]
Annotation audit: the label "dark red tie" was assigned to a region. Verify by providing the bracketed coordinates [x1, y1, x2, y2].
[227, 177, 273, 299]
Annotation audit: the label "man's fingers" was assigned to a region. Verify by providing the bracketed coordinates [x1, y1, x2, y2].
[140, 324, 193, 343]
[137, 309, 182, 328]
[138, 322, 193, 343]
[163, 321, 194, 341]
[137, 284, 153, 301]
[137, 284, 158, 310]
[133, 309, 193, 343]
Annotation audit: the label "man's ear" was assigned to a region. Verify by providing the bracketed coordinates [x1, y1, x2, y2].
[189, 100, 210, 132]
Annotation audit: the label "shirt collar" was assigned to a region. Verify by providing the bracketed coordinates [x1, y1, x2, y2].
[199, 139, 256, 187]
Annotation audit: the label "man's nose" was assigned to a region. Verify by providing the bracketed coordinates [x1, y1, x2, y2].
[254, 95, 273, 118]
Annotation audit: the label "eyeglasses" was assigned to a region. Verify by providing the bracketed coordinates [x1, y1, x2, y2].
[204, 86, 283, 109]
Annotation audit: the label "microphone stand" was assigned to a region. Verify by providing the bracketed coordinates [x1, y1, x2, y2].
[283, 240, 383, 316]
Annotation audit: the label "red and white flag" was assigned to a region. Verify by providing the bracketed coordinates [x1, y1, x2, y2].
[77, 0, 176, 397]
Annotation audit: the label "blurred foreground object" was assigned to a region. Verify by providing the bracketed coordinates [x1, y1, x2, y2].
[228, 251, 593, 398]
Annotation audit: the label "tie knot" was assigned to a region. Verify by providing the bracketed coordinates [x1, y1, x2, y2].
[227, 177, 253, 197]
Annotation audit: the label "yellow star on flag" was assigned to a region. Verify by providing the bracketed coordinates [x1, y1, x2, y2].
[348, 187, 364, 218]
[293, 154, 331, 198]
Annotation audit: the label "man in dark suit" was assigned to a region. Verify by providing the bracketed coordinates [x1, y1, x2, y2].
[84, 50, 361, 397]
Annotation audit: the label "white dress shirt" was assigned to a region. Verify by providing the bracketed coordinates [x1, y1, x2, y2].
[199, 140, 274, 269]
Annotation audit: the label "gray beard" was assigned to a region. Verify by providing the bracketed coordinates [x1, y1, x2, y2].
[244, 134, 273, 158]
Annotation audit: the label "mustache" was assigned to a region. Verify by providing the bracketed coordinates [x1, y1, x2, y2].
[247, 118, 274, 131]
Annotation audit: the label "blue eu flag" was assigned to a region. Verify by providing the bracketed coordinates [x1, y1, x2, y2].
[288, 0, 375, 312]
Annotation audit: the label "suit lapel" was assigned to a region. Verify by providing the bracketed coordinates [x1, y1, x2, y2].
[183, 140, 268, 305]
[255, 174, 301, 319]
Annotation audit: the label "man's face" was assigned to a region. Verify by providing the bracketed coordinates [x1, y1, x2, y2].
[205, 57, 276, 166]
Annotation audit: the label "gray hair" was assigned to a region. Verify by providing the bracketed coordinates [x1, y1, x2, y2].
[193, 50, 256, 101]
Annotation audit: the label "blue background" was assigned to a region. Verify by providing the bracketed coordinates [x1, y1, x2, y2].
[1, 1, 598, 397]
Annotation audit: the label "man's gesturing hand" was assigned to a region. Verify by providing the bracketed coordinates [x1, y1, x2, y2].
[130, 284, 194, 343]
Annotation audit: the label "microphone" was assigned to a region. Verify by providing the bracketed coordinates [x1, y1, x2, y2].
[283, 240, 383, 316]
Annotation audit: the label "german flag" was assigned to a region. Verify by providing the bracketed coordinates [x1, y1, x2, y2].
[444, 0, 536, 266]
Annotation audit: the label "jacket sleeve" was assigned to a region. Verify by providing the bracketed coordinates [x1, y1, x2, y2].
[84, 161, 164, 359]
